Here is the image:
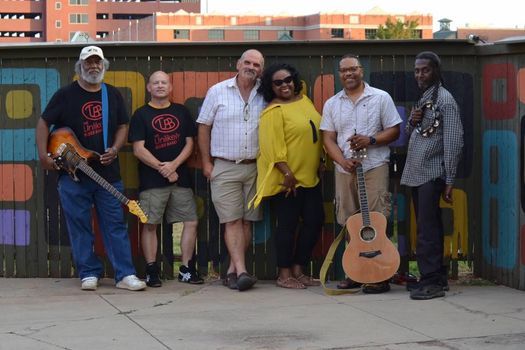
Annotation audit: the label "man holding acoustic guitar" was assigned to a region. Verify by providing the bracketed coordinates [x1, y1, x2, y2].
[321, 54, 401, 294]
[36, 46, 146, 292]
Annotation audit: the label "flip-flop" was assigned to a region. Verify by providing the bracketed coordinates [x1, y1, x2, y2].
[276, 277, 306, 289]
[295, 274, 321, 286]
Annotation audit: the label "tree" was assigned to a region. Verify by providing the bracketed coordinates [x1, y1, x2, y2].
[375, 17, 420, 39]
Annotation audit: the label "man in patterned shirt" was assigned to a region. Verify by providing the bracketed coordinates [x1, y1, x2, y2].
[401, 51, 463, 300]
[197, 49, 265, 291]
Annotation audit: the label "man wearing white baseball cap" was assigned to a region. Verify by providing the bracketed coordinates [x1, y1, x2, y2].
[36, 46, 146, 292]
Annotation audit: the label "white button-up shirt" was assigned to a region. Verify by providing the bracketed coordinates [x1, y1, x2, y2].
[321, 83, 402, 173]
[197, 76, 266, 161]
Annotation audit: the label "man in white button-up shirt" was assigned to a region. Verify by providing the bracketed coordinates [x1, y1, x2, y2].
[321, 54, 401, 294]
[197, 49, 265, 292]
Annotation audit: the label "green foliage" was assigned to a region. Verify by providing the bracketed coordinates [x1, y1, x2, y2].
[375, 17, 420, 39]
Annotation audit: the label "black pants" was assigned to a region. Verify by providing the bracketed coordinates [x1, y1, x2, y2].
[411, 179, 446, 286]
[270, 184, 325, 268]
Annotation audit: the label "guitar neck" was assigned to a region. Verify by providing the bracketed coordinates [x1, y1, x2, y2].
[355, 164, 371, 226]
[77, 162, 129, 205]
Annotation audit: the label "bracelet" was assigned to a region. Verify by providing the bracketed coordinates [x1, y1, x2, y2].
[110, 147, 118, 154]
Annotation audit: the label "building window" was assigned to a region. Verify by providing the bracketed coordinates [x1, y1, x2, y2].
[69, 0, 88, 5]
[208, 29, 224, 40]
[349, 15, 359, 24]
[195, 16, 202, 25]
[69, 13, 88, 24]
[174, 29, 189, 39]
[277, 30, 293, 39]
[265, 17, 272, 25]
[96, 31, 109, 38]
[230, 16, 237, 25]
[365, 28, 377, 39]
[55, 2, 62, 10]
[96, 13, 109, 20]
[331, 28, 344, 38]
[55, 20, 61, 28]
[244, 30, 259, 41]
[413, 29, 423, 39]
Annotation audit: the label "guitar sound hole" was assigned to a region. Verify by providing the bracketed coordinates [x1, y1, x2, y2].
[360, 226, 376, 241]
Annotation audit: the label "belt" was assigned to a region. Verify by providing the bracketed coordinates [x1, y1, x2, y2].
[215, 157, 256, 164]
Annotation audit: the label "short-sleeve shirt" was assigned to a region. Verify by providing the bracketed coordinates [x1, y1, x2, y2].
[41, 81, 129, 183]
[196, 76, 266, 161]
[128, 103, 197, 191]
[320, 83, 402, 173]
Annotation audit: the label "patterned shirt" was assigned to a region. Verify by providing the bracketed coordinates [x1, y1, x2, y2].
[196, 76, 266, 161]
[320, 83, 402, 173]
[401, 84, 463, 187]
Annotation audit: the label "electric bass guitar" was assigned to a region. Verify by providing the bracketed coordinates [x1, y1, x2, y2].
[342, 148, 400, 283]
[47, 127, 148, 224]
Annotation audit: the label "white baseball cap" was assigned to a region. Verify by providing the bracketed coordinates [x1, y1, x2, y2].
[79, 46, 104, 60]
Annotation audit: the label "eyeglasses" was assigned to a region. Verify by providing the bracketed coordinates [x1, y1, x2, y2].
[338, 66, 362, 74]
[272, 76, 293, 86]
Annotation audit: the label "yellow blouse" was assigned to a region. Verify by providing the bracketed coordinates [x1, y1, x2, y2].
[251, 95, 322, 208]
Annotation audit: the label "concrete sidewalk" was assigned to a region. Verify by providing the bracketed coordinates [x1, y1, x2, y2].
[0, 278, 524, 350]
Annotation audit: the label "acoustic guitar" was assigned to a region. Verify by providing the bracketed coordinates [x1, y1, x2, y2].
[47, 127, 148, 224]
[342, 148, 400, 283]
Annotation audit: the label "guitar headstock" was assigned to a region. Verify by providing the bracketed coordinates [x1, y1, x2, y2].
[128, 200, 149, 224]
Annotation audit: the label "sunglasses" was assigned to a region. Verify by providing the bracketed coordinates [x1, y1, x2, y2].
[272, 76, 293, 86]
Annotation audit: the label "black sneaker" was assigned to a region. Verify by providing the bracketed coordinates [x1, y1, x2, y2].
[178, 265, 204, 284]
[410, 284, 446, 300]
[145, 262, 162, 288]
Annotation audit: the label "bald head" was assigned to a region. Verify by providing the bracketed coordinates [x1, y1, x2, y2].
[236, 49, 264, 83]
[147, 70, 172, 102]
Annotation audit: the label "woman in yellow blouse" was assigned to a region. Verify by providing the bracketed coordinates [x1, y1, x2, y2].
[251, 63, 325, 289]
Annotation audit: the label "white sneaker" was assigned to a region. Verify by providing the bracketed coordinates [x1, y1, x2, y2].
[81, 277, 98, 291]
[116, 275, 146, 291]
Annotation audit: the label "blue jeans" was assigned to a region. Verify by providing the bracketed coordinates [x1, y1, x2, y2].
[58, 175, 136, 282]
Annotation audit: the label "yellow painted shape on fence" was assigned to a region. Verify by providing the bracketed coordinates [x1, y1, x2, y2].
[73, 72, 145, 114]
[5, 90, 33, 119]
[118, 151, 139, 190]
[409, 188, 469, 259]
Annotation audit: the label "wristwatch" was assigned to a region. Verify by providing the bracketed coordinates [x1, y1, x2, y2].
[369, 136, 377, 145]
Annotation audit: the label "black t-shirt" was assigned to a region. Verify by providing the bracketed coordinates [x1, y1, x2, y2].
[42, 81, 129, 183]
[128, 103, 197, 191]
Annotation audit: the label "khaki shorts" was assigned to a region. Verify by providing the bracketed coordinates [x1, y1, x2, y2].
[335, 163, 391, 226]
[210, 159, 262, 223]
[139, 184, 197, 224]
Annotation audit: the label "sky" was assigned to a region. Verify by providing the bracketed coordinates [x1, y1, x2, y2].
[201, 0, 525, 32]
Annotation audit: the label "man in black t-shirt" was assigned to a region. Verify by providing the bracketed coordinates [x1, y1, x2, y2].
[129, 71, 203, 287]
[36, 46, 146, 292]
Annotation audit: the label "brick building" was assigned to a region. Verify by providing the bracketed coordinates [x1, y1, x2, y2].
[0, 1, 433, 43]
[0, 0, 200, 43]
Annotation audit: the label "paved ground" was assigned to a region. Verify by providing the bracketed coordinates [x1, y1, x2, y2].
[0, 278, 524, 350]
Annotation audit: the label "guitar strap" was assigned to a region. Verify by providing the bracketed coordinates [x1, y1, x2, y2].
[101, 83, 109, 150]
[320, 226, 360, 295]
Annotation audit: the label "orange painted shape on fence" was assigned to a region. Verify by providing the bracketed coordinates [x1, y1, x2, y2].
[313, 74, 335, 114]
[169, 71, 235, 105]
[0, 164, 33, 201]
[519, 68, 525, 104]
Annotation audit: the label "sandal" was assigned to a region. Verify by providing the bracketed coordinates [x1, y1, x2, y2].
[276, 277, 306, 289]
[295, 274, 321, 287]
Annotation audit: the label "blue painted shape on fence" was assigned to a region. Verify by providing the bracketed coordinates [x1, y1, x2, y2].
[0, 68, 60, 109]
[482, 130, 517, 269]
[254, 201, 272, 244]
[390, 106, 408, 147]
[0, 129, 37, 161]
[0, 209, 30, 246]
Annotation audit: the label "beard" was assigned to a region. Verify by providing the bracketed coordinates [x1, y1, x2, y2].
[81, 66, 105, 84]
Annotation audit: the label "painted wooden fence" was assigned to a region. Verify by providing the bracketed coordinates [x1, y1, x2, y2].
[0, 40, 523, 290]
